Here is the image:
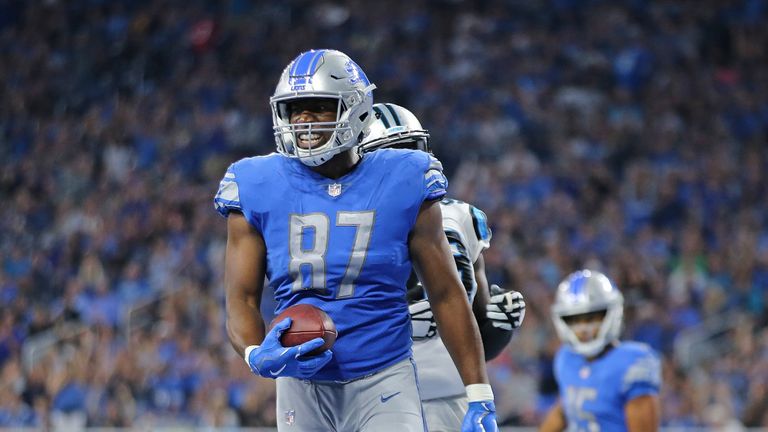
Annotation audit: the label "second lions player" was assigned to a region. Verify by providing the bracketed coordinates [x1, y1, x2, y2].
[360, 103, 526, 431]
[540, 270, 661, 432]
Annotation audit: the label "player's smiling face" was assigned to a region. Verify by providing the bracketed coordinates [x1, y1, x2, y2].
[563, 310, 605, 343]
[288, 98, 338, 149]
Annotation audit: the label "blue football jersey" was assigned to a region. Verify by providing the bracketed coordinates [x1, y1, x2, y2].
[554, 342, 661, 432]
[214, 148, 448, 381]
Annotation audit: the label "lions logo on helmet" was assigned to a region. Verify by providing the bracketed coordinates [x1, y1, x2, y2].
[551, 270, 624, 357]
[359, 103, 430, 154]
[271, 49, 377, 167]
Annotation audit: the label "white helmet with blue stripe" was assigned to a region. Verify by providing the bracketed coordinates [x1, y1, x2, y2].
[271, 49, 377, 166]
[551, 269, 624, 357]
[358, 103, 430, 154]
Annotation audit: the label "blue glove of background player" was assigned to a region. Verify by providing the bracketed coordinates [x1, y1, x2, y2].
[244, 317, 332, 379]
[462, 401, 498, 432]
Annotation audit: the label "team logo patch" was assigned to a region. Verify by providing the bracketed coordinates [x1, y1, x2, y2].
[344, 59, 370, 86]
[328, 183, 342, 197]
[284, 409, 295, 426]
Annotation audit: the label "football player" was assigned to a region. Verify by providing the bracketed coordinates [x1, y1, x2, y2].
[540, 270, 661, 432]
[359, 102, 526, 431]
[214, 49, 496, 431]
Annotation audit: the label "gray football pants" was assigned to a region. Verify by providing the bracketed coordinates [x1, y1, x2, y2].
[422, 394, 468, 432]
[276, 357, 426, 431]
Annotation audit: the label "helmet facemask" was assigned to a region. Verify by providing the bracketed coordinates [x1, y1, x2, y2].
[273, 96, 343, 164]
[553, 307, 623, 357]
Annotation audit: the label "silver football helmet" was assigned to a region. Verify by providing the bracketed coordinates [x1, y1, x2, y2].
[358, 103, 430, 154]
[551, 270, 624, 357]
[270, 49, 377, 166]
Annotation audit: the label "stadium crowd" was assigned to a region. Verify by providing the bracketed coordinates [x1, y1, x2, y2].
[1, 0, 767, 428]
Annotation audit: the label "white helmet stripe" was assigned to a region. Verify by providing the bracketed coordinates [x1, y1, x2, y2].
[382, 103, 402, 126]
[373, 105, 392, 128]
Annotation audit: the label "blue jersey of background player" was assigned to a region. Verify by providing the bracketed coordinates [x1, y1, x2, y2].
[540, 270, 661, 432]
[214, 49, 497, 431]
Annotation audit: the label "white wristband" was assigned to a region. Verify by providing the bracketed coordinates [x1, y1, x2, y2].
[466, 383, 494, 402]
[244, 345, 259, 366]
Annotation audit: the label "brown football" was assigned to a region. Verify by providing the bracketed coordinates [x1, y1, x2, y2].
[268, 304, 337, 356]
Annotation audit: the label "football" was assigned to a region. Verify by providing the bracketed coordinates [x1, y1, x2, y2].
[269, 304, 337, 356]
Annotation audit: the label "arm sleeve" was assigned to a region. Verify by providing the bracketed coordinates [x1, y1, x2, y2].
[622, 351, 662, 401]
[479, 318, 513, 361]
[214, 164, 242, 217]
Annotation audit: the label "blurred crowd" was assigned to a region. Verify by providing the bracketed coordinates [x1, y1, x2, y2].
[1, 0, 767, 428]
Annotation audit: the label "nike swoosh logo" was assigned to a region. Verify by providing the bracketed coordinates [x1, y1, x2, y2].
[380, 391, 401, 403]
[269, 364, 287, 376]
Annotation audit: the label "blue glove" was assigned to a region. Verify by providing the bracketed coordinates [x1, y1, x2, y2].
[462, 401, 498, 432]
[245, 317, 333, 379]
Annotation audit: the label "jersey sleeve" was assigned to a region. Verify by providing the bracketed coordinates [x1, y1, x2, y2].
[621, 350, 662, 401]
[423, 155, 448, 202]
[552, 347, 566, 387]
[214, 164, 242, 217]
[213, 160, 265, 233]
[466, 205, 491, 262]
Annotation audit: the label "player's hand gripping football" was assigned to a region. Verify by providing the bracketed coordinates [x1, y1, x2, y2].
[485, 284, 526, 331]
[409, 299, 437, 340]
[244, 318, 332, 379]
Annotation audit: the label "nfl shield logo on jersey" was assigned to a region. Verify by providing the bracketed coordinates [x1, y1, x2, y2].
[328, 183, 342, 197]
[284, 409, 295, 426]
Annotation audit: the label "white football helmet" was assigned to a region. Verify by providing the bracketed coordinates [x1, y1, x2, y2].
[271, 49, 377, 166]
[551, 270, 624, 357]
[358, 103, 430, 154]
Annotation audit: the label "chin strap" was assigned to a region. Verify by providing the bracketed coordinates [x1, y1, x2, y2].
[362, 83, 377, 94]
